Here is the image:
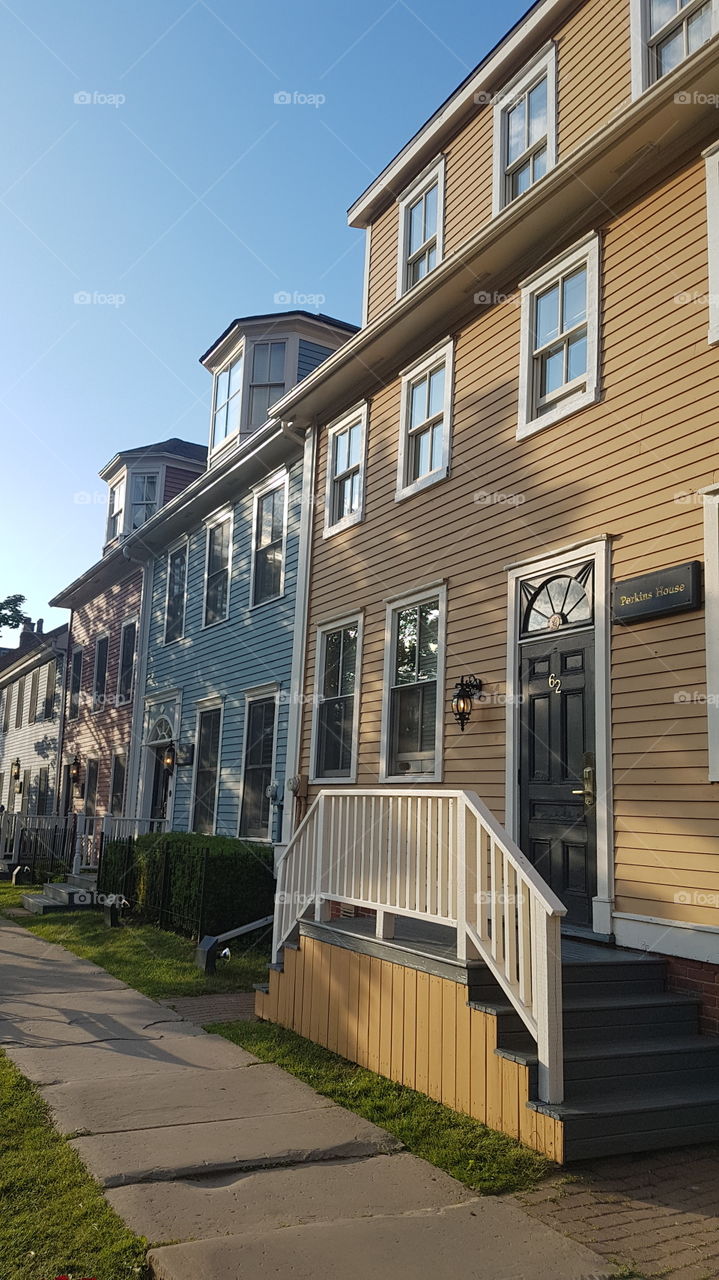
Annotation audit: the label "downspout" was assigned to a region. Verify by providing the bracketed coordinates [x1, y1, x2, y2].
[281, 420, 317, 852]
[122, 545, 151, 818]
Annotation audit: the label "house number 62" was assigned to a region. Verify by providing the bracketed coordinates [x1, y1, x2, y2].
[548, 673, 562, 694]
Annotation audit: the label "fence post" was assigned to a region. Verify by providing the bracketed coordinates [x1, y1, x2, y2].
[196, 849, 207, 942]
[456, 797, 467, 963]
[72, 815, 85, 877]
[12, 816, 21, 861]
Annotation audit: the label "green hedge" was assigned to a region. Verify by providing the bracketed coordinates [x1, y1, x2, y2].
[98, 832, 275, 938]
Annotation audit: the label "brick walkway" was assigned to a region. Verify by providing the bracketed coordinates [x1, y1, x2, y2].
[516, 1144, 719, 1279]
[162, 992, 257, 1024]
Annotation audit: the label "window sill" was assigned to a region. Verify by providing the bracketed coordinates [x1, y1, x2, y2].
[517, 385, 600, 441]
[323, 511, 363, 539]
[249, 592, 285, 611]
[379, 772, 442, 785]
[309, 773, 357, 786]
[201, 615, 230, 630]
[395, 468, 449, 503]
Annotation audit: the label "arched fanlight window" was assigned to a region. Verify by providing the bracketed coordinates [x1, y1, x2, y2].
[148, 715, 174, 744]
[520, 562, 593, 637]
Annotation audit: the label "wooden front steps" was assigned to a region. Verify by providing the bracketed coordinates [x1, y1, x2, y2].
[256, 917, 719, 1163]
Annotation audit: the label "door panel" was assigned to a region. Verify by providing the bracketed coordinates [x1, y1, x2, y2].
[519, 631, 597, 928]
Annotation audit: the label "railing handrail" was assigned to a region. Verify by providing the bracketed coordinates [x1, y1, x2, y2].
[275, 785, 565, 1104]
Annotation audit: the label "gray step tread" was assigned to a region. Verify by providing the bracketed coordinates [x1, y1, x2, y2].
[21, 894, 65, 912]
[534, 1078, 719, 1119]
[471, 989, 700, 1016]
[499, 1033, 719, 1066]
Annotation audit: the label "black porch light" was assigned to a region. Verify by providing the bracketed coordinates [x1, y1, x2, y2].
[451, 676, 483, 732]
[10, 757, 21, 781]
[69, 754, 81, 784]
[162, 742, 176, 774]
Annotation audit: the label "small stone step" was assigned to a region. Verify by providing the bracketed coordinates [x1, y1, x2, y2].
[21, 893, 66, 915]
[68, 873, 98, 890]
[43, 882, 96, 907]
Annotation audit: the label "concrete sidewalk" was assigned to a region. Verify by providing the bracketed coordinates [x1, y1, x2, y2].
[0, 917, 617, 1280]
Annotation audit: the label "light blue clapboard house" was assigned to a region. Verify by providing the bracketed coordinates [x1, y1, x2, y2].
[130, 312, 357, 848]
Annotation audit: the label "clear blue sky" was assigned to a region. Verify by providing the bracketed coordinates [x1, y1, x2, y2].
[0, 0, 528, 643]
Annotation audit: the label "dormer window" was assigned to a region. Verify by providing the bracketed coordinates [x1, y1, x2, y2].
[130, 473, 158, 529]
[248, 341, 286, 428]
[212, 350, 244, 449]
[108, 481, 124, 540]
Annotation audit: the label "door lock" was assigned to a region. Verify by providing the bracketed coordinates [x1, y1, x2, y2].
[571, 763, 595, 809]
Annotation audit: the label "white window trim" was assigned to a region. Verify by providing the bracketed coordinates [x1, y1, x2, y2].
[630, 0, 719, 97]
[492, 43, 557, 217]
[190, 696, 224, 836]
[703, 489, 719, 778]
[106, 477, 125, 543]
[323, 404, 368, 538]
[249, 469, 290, 610]
[706, 144, 719, 344]
[236, 682, 280, 843]
[91, 632, 110, 714]
[517, 233, 601, 440]
[379, 583, 447, 784]
[116, 616, 138, 707]
[309, 613, 364, 785]
[396, 156, 446, 299]
[163, 538, 189, 645]
[210, 334, 299, 457]
[202, 506, 233, 629]
[396, 340, 453, 501]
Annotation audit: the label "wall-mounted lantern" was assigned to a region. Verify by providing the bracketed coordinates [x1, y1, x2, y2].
[69, 754, 81, 785]
[10, 757, 21, 782]
[451, 676, 483, 732]
[162, 742, 176, 775]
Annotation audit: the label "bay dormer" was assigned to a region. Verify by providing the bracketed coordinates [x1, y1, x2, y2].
[101, 438, 207, 554]
[200, 311, 358, 464]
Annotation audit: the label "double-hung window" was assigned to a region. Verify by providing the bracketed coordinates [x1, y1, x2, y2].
[204, 514, 231, 626]
[324, 407, 366, 535]
[68, 648, 83, 720]
[248, 341, 286, 429]
[93, 635, 109, 711]
[632, 0, 715, 92]
[130, 473, 158, 529]
[518, 235, 600, 437]
[313, 621, 361, 780]
[493, 48, 557, 213]
[108, 480, 124, 540]
[239, 692, 277, 839]
[117, 620, 137, 706]
[252, 477, 287, 606]
[397, 159, 444, 296]
[212, 349, 244, 449]
[397, 342, 453, 499]
[382, 588, 446, 781]
[192, 704, 222, 834]
[165, 543, 188, 643]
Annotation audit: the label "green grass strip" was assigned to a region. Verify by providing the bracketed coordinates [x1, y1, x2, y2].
[209, 1019, 551, 1195]
[0, 1052, 147, 1280]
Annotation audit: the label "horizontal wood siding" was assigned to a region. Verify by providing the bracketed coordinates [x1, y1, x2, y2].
[62, 571, 142, 817]
[300, 151, 719, 931]
[297, 340, 334, 381]
[0, 652, 64, 813]
[255, 934, 563, 1161]
[163, 465, 202, 506]
[364, 0, 632, 326]
[144, 458, 303, 837]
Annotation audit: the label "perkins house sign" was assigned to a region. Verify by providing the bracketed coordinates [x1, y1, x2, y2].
[612, 561, 702, 623]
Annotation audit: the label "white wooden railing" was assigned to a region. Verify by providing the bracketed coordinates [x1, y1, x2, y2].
[274, 789, 567, 1104]
[103, 817, 167, 841]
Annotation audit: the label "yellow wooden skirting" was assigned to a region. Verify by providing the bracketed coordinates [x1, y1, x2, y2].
[255, 934, 563, 1162]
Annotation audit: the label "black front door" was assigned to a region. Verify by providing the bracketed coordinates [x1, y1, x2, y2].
[519, 630, 597, 928]
[149, 748, 170, 821]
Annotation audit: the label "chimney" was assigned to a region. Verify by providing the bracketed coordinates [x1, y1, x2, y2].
[35, 619, 43, 635]
[19, 618, 39, 653]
